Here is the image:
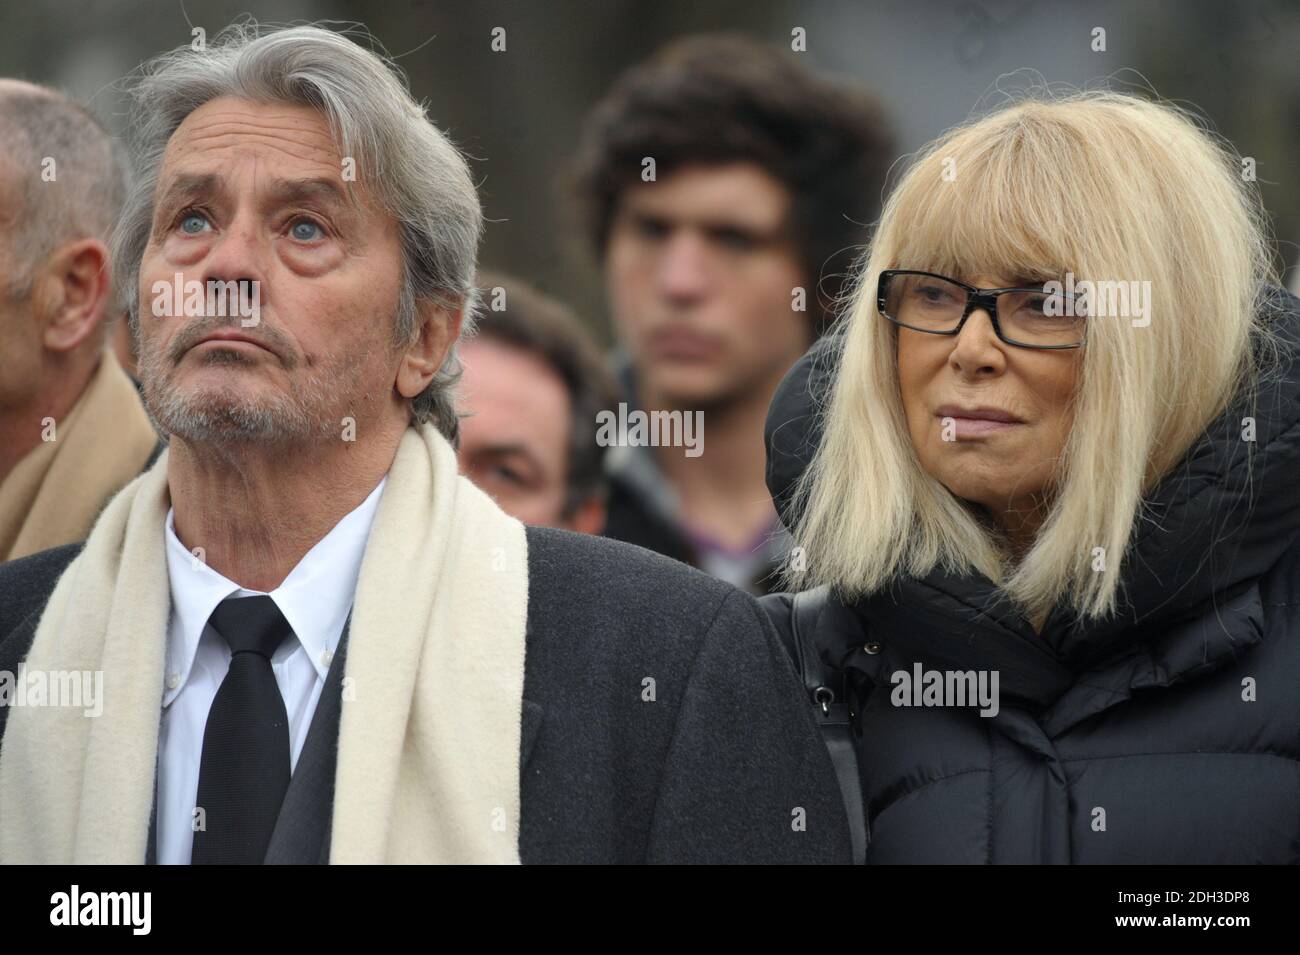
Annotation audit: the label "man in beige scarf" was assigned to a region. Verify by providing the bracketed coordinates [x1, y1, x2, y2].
[0, 24, 849, 865]
[0, 81, 159, 562]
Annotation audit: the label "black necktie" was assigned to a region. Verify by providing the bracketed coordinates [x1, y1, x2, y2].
[191, 595, 294, 864]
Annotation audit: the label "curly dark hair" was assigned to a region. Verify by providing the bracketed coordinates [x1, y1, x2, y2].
[568, 33, 895, 331]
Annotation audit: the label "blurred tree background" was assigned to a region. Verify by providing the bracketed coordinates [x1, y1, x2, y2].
[2, 0, 1296, 338]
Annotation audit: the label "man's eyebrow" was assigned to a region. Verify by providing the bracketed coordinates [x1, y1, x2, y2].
[266, 177, 350, 207]
[477, 443, 546, 472]
[156, 172, 221, 209]
[479, 443, 539, 462]
[155, 174, 352, 212]
[621, 202, 782, 236]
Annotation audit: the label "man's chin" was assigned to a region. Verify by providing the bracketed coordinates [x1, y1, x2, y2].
[145, 387, 314, 444]
[642, 368, 736, 410]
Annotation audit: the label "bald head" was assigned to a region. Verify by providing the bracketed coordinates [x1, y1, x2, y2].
[0, 79, 127, 300]
[0, 80, 128, 437]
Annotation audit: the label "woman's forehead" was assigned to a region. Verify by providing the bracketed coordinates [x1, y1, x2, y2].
[891, 256, 1062, 289]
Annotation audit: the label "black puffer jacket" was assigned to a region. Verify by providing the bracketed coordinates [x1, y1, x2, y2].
[761, 288, 1300, 864]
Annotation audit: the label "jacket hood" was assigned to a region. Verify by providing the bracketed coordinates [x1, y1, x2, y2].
[765, 286, 1300, 673]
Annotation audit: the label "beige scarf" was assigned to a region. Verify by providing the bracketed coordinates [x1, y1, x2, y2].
[0, 350, 158, 562]
[0, 423, 529, 864]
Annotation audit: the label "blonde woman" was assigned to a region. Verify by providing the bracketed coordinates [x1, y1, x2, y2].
[762, 92, 1300, 864]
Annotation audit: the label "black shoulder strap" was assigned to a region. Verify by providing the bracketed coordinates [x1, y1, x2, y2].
[790, 586, 867, 864]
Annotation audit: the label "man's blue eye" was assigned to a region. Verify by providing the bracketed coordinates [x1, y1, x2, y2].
[180, 214, 209, 234]
[290, 219, 322, 241]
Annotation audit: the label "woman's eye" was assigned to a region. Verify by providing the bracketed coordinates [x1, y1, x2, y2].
[179, 213, 210, 235]
[289, 218, 323, 241]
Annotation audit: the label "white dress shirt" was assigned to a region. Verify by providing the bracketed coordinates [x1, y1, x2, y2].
[156, 477, 386, 865]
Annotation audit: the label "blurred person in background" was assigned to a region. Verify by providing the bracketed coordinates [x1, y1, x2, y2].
[0, 80, 159, 562]
[457, 270, 616, 533]
[569, 34, 894, 594]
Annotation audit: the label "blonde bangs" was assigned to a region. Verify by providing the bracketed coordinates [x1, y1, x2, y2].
[887, 102, 1156, 290]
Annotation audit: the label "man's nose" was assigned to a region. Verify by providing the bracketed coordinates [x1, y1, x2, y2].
[656, 232, 711, 303]
[198, 212, 267, 299]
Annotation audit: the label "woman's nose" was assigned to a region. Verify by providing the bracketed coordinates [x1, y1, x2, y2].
[949, 308, 1006, 376]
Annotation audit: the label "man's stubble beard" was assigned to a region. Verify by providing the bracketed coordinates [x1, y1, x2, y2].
[642, 356, 762, 417]
[138, 330, 362, 447]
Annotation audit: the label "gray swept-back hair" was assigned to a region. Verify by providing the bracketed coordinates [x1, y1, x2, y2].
[111, 21, 482, 441]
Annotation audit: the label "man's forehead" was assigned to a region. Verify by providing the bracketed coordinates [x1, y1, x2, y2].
[161, 96, 345, 176]
[155, 97, 377, 209]
[620, 164, 790, 227]
[170, 96, 339, 145]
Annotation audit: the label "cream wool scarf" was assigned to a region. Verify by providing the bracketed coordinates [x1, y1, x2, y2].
[0, 423, 529, 864]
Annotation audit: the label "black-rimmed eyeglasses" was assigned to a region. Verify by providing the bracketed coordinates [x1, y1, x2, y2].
[876, 269, 1086, 350]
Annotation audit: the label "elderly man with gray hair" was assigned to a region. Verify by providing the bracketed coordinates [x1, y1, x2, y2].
[0, 23, 848, 865]
[0, 81, 160, 562]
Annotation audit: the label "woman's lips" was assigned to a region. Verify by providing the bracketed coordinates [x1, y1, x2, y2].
[942, 415, 1019, 436]
[935, 406, 1025, 438]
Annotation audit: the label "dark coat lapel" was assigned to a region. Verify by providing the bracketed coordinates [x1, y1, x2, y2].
[263, 618, 352, 864]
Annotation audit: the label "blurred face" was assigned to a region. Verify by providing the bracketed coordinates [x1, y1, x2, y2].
[0, 153, 108, 416]
[458, 337, 599, 532]
[605, 162, 810, 408]
[0, 157, 39, 408]
[136, 96, 408, 445]
[897, 274, 1083, 523]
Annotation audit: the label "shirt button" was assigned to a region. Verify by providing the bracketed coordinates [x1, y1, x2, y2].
[321, 649, 334, 667]
[167, 673, 180, 690]
[863, 642, 882, 655]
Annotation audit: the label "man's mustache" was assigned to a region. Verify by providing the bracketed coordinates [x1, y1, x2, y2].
[166, 317, 297, 368]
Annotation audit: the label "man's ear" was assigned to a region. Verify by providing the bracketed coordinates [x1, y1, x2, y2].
[395, 298, 465, 400]
[561, 496, 608, 536]
[38, 238, 111, 353]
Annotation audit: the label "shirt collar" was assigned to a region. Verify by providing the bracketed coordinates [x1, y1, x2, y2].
[162, 476, 387, 705]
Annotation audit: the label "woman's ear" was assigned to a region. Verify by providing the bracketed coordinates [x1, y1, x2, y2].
[395, 299, 465, 400]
